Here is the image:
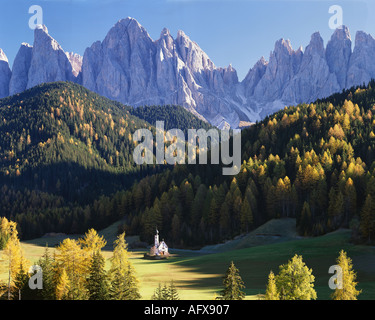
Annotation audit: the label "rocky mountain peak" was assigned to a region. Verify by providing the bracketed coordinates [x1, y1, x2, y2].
[0, 49, 11, 98]
[325, 26, 352, 88]
[306, 32, 325, 56]
[24, 24, 75, 89]
[160, 27, 171, 38]
[0, 48, 8, 62]
[354, 30, 375, 48]
[331, 25, 351, 41]
[9, 43, 33, 95]
[66, 52, 83, 77]
[346, 30, 375, 89]
[34, 24, 61, 51]
[274, 38, 294, 55]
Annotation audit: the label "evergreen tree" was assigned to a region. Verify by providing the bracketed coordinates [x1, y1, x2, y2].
[37, 246, 56, 300]
[12, 262, 32, 300]
[151, 283, 164, 300]
[168, 280, 180, 300]
[240, 198, 253, 233]
[86, 251, 109, 300]
[151, 281, 179, 300]
[109, 233, 141, 300]
[360, 194, 375, 242]
[220, 261, 246, 300]
[161, 283, 170, 300]
[122, 264, 141, 300]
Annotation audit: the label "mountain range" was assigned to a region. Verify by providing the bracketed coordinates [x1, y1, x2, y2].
[1, 17, 375, 128]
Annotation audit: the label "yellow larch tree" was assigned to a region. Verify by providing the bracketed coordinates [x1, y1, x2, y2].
[55, 238, 89, 300]
[264, 271, 280, 300]
[79, 228, 107, 257]
[56, 268, 70, 300]
[331, 250, 361, 300]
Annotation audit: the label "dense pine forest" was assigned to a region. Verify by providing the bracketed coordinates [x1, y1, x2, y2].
[129, 105, 213, 135]
[1, 81, 375, 247]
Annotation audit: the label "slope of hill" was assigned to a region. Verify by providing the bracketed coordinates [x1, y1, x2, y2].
[0, 81, 153, 195]
[129, 105, 213, 134]
[201, 218, 297, 252]
[0, 81, 216, 239]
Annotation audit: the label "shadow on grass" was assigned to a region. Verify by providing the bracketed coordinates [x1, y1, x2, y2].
[156, 230, 375, 300]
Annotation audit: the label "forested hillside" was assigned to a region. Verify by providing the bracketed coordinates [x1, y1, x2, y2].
[0, 82, 220, 239]
[0, 82, 163, 237]
[129, 105, 212, 134]
[115, 80, 375, 247]
[1, 81, 375, 247]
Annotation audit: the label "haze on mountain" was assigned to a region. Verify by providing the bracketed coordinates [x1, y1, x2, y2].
[1, 18, 375, 128]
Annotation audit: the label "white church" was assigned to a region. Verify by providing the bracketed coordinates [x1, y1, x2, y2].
[149, 228, 169, 258]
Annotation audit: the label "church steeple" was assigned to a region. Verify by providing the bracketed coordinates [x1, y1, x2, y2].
[154, 227, 160, 248]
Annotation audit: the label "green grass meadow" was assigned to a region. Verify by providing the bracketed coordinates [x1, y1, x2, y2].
[0, 221, 374, 300]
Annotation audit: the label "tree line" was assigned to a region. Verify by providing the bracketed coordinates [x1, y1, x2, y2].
[0, 218, 140, 300]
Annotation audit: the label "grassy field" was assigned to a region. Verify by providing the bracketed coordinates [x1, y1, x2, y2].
[201, 218, 298, 253]
[0, 220, 374, 300]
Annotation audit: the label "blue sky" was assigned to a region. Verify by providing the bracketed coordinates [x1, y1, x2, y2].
[0, 0, 374, 80]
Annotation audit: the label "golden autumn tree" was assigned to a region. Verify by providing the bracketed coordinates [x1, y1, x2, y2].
[264, 271, 280, 300]
[55, 238, 89, 300]
[79, 228, 107, 257]
[0, 217, 17, 249]
[56, 268, 70, 300]
[331, 250, 361, 300]
[110, 232, 129, 273]
[2, 220, 30, 299]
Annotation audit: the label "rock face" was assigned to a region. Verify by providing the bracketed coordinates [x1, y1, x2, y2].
[281, 32, 340, 106]
[346, 31, 375, 89]
[9, 25, 79, 96]
[66, 52, 83, 77]
[27, 25, 76, 89]
[325, 26, 352, 89]
[82, 20, 375, 127]
[3, 20, 375, 128]
[82, 18, 240, 128]
[0, 49, 11, 98]
[238, 26, 375, 121]
[9, 43, 33, 95]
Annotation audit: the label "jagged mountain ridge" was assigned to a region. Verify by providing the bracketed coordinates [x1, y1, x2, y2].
[1, 18, 375, 128]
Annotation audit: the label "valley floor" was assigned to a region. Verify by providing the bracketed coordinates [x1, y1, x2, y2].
[0, 220, 374, 300]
